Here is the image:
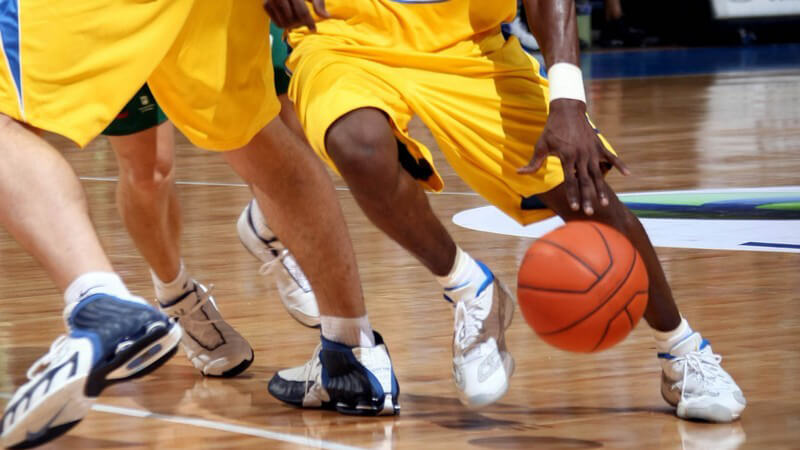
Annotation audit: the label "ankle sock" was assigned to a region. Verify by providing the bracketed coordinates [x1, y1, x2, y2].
[436, 247, 485, 301]
[151, 261, 192, 303]
[321, 315, 375, 347]
[64, 272, 140, 306]
[653, 317, 694, 353]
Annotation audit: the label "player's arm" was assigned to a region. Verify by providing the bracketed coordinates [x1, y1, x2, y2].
[263, 0, 329, 32]
[518, 0, 629, 215]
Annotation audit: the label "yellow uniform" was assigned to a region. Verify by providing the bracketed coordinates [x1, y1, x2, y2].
[0, 0, 279, 150]
[288, 0, 615, 225]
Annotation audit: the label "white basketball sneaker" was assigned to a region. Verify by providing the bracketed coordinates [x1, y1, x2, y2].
[448, 261, 515, 408]
[158, 281, 253, 377]
[1, 294, 181, 449]
[659, 332, 746, 422]
[237, 199, 320, 328]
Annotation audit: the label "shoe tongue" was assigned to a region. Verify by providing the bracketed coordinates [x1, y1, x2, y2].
[670, 332, 704, 356]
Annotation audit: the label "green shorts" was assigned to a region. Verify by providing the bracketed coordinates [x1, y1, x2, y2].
[103, 23, 291, 137]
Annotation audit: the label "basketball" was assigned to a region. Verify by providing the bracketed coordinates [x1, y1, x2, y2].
[517, 222, 649, 352]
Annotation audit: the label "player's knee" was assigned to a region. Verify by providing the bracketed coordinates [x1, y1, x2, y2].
[118, 156, 174, 194]
[326, 115, 396, 180]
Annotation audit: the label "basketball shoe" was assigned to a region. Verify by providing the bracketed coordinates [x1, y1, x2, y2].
[158, 281, 253, 377]
[268, 332, 400, 416]
[658, 332, 746, 422]
[447, 261, 515, 408]
[1, 294, 181, 449]
[237, 200, 320, 328]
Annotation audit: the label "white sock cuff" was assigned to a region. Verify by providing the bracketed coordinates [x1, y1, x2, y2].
[436, 246, 474, 288]
[652, 317, 692, 346]
[151, 261, 191, 302]
[320, 315, 375, 347]
[64, 272, 131, 306]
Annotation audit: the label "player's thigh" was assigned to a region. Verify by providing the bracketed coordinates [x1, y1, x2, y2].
[147, 0, 281, 151]
[288, 52, 414, 176]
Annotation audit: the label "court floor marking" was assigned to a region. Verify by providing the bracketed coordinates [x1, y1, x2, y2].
[78, 175, 482, 196]
[0, 392, 364, 450]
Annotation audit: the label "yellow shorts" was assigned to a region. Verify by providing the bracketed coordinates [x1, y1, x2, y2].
[0, 0, 279, 150]
[288, 31, 615, 225]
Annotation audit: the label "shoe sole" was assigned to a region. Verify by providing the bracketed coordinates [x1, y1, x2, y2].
[204, 350, 255, 378]
[2, 323, 181, 449]
[236, 206, 320, 329]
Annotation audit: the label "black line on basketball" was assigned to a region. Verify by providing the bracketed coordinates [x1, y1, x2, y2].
[591, 288, 648, 352]
[539, 249, 638, 336]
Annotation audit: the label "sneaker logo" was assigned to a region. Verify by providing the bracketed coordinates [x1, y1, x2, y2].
[78, 285, 103, 299]
[477, 352, 502, 383]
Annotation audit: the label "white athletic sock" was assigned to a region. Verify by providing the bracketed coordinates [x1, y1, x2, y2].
[436, 247, 485, 301]
[321, 315, 375, 347]
[151, 261, 192, 303]
[249, 200, 277, 241]
[653, 317, 694, 353]
[64, 272, 137, 306]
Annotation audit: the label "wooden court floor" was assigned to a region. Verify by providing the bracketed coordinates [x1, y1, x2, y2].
[1, 69, 799, 449]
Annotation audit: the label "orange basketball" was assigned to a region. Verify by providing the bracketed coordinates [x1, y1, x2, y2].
[517, 221, 649, 352]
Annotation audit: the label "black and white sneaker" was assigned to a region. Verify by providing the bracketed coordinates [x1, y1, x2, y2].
[1, 294, 181, 449]
[269, 332, 400, 416]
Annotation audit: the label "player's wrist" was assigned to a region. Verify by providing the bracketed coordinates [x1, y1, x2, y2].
[547, 63, 586, 104]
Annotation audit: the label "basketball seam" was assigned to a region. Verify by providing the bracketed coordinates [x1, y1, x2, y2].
[518, 226, 613, 294]
[590, 249, 644, 351]
[591, 287, 648, 352]
[537, 244, 636, 337]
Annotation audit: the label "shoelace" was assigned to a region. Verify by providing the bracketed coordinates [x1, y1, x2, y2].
[171, 284, 221, 326]
[258, 249, 312, 292]
[454, 298, 489, 351]
[26, 335, 69, 380]
[673, 349, 727, 401]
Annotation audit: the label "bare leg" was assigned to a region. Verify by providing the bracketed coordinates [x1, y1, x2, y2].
[0, 115, 112, 290]
[223, 117, 364, 317]
[537, 184, 681, 331]
[108, 122, 182, 280]
[325, 108, 457, 276]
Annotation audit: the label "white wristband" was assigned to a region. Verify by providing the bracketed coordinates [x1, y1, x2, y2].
[547, 62, 586, 104]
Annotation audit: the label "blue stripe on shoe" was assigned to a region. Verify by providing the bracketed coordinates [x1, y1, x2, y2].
[444, 281, 470, 292]
[443, 294, 455, 304]
[700, 338, 710, 350]
[657, 352, 675, 360]
[475, 261, 495, 297]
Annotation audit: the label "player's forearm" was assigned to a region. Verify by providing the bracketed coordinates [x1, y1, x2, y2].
[522, 0, 579, 69]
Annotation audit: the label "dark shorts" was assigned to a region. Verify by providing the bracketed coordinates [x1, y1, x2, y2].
[103, 23, 291, 136]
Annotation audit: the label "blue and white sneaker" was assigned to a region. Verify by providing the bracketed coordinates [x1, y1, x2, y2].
[448, 262, 515, 408]
[1, 294, 182, 449]
[268, 332, 400, 416]
[659, 332, 746, 422]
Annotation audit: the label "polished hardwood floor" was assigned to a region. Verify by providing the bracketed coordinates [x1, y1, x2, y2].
[1, 69, 798, 449]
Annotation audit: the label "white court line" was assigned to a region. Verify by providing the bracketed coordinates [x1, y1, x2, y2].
[0, 392, 363, 450]
[78, 175, 481, 196]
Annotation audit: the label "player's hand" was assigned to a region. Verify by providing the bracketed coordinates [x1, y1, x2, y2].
[263, 0, 330, 32]
[518, 99, 630, 216]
